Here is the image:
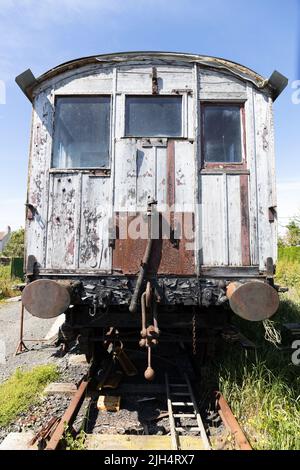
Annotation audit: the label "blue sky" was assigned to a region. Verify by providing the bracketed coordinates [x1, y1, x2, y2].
[0, 0, 299, 231]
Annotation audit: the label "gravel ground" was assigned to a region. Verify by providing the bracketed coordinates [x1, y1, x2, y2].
[0, 300, 60, 382]
[0, 351, 90, 443]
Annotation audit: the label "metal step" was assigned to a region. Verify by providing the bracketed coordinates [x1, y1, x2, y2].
[175, 427, 201, 432]
[171, 402, 193, 406]
[170, 383, 189, 387]
[165, 372, 211, 451]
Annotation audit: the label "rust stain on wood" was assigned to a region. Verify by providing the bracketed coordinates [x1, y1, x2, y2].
[240, 174, 250, 266]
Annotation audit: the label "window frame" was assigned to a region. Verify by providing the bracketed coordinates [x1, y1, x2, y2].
[51, 94, 112, 171]
[123, 94, 184, 139]
[201, 101, 247, 169]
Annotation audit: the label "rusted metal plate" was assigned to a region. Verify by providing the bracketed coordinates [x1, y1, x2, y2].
[112, 212, 195, 275]
[227, 281, 279, 321]
[22, 279, 71, 318]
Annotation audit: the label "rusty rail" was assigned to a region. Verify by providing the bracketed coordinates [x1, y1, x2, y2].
[45, 377, 89, 450]
[215, 392, 252, 450]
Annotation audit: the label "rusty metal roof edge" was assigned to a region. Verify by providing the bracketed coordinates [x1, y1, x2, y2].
[16, 52, 288, 102]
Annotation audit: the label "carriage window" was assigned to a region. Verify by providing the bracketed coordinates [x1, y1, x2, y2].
[203, 105, 243, 163]
[125, 96, 182, 137]
[52, 96, 110, 168]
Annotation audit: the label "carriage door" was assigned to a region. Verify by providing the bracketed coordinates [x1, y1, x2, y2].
[46, 96, 112, 272]
[200, 103, 251, 268]
[113, 67, 196, 275]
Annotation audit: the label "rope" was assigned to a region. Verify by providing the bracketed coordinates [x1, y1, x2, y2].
[263, 319, 282, 347]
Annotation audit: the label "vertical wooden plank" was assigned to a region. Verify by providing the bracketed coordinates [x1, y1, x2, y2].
[187, 92, 194, 140]
[245, 84, 259, 266]
[26, 90, 53, 269]
[156, 146, 167, 212]
[223, 173, 229, 266]
[47, 173, 78, 269]
[79, 176, 110, 270]
[201, 175, 224, 265]
[167, 140, 175, 208]
[107, 66, 118, 272]
[267, 97, 278, 262]
[75, 172, 83, 269]
[174, 140, 195, 212]
[45, 173, 54, 269]
[240, 174, 251, 266]
[136, 146, 155, 210]
[114, 139, 137, 212]
[254, 91, 274, 270]
[227, 175, 242, 266]
[194, 64, 202, 271]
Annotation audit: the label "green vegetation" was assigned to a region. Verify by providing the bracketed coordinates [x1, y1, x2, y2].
[0, 264, 20, 301]
[278, 246, 300, 263]
[276, 246, 300, 291]
[219, 338, 300, 449]
[1, 228, 24, 258]
[279, 217, 300, 247]
[0, 365, 59, 427]
[64, 427, 86, 450]
[218, 250, 300, 450]
[284, 220, 300, 247]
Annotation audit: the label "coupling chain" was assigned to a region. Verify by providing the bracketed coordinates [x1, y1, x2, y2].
[192, 311, 197, 356]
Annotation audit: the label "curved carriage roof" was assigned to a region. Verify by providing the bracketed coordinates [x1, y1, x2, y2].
[15, 51, 288, 102]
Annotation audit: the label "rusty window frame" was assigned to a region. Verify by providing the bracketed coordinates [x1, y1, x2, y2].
[51, 94, 112, 170]
[201, 102, 247, 169]
[123, 94, 183, 138]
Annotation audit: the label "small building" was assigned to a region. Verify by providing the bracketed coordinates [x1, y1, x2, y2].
[0, 226, 11, 253]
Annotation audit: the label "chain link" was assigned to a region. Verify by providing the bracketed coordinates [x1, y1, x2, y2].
[192, 312, 197, 356]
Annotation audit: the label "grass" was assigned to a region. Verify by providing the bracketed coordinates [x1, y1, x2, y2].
[0, 365, 59, 427]
[217, 257, 300, 450]
[64, 427, 86, 450]
[219, 344, 300, 449]
[0, 264, 21, 301]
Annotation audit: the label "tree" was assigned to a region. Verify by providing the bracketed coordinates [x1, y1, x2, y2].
[2, 228, 25, 257]
[285, 219, 300, 246]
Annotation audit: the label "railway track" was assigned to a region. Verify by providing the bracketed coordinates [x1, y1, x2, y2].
[33, 346, 251, 451]
[165, 372, 211, 450]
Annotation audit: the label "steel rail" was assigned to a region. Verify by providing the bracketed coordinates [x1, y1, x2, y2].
[216, 392, 252, 450]
[45, 377, 89, 450]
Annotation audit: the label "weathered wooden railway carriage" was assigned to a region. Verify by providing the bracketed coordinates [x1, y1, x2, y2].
[17, 52, 287, 365]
